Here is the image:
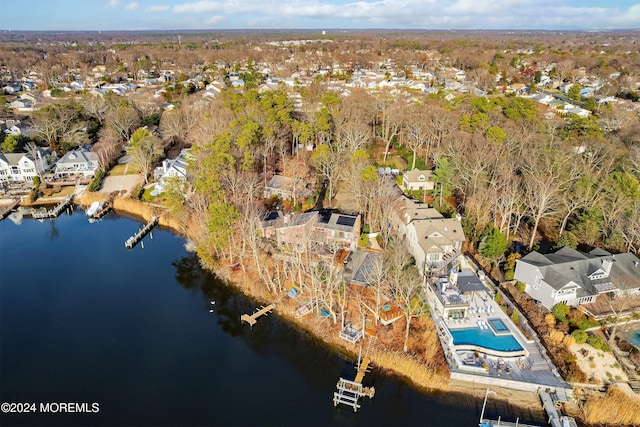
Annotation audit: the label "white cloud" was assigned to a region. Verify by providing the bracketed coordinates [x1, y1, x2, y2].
[146, 5, 170, 12]
[171, 0, 640, 30]
[205, 15, 225, 25]
[125, 2, 139, 10]
[105, 0, 120, 7]
[174, 1, 220, 14]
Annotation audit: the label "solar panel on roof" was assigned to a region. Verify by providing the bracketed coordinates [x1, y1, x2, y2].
[336, 215, 356, 227]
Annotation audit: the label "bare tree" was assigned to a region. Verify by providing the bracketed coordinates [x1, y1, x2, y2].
[386, 240, 428, 352]
[106, 104, 141, 142]
[403, 108, 429, 170]
[25, 141, 45, 180]
[31, 102, 87, 153]
[310, 143, 342, 205]
[604, 288, 640, 347]
[92, 133, 120, 171]
[80, 93, 112, 125]
[376, 94, 404, 163]
[522, 150, 572, 250]
[126, 128, 163, 184]
[335, 121, 372, 155]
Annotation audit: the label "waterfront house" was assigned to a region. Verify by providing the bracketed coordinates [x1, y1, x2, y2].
[312, 211, 361, 251]
[390, 195, 464, 276]
[424, 268, 489, 320]
[265, 210, 360, 252]
[0, 148, 52, 183]
[54, 148, 99, 179]
[514, 246, 640, 313]
[401, 168, 434, 192]
[152, 148, 191, 194]
[272, 211, 319, 250]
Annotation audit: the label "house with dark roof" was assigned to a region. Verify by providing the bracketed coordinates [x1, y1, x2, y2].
[514, 246, 640, 311]
[312, 211, 361, 251]
[262, 210, 360, 251]
[271, 211, 319, 250]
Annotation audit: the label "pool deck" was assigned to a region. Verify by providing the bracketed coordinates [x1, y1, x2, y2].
[432, 257, 570, 396]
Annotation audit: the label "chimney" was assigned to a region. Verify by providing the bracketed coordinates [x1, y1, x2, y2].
[602, 258, 613, 277]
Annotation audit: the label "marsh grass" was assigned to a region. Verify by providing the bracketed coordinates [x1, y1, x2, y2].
[582, 385, 640, 425]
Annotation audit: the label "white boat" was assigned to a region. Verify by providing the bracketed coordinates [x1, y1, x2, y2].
[85, 201, 104, 217]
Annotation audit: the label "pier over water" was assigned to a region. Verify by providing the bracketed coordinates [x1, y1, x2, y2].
[124, 216, 159, 249]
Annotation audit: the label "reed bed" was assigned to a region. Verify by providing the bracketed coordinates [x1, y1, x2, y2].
[76, 192, 108, 206]
[582, 384, 640, 426]
[372, 348, 449, 390]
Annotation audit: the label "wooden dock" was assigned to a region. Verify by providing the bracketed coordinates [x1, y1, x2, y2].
[354, 336, 376, 383]
[333, 336, 376, 412]
[241, 303, 276, 327]
[539, 391, 577, 427]
[31, 195, 74, 219]
[92, 196, 113, 220]
[124, 216, 159, 249]
[0, 198, 21, 220]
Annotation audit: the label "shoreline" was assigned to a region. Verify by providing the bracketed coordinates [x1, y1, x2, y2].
[74, 194, 547, 417]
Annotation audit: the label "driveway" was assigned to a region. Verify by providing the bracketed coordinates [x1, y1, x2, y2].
[101, 162, 144, 197]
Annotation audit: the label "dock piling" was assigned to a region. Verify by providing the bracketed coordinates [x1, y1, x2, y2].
[30, 195, 74, 219]
[124, 216, 159, 249]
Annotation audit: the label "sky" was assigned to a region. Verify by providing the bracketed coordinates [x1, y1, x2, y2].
[3, 0, 640, 31]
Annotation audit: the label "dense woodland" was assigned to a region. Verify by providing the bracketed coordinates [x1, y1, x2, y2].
[2, 30, 640, 425]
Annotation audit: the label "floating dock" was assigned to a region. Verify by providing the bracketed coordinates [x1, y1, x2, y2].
[333, 336, 376, 412]
[0, 198, 21, 220]
[241, 303, 276, 327]
[124, 216, 159, 249]
[31, 195, 74, 219]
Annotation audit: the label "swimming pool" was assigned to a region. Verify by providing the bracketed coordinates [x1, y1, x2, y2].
[451, 327, 524, 353]
[488, 318, 510, 335]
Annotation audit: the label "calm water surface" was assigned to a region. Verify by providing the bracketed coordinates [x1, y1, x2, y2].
[0, 208, 544, 426]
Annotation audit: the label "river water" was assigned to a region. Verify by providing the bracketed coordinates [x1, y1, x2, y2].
[0, 208, 544, 426]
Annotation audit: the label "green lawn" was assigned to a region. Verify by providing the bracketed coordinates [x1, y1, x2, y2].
[40, 186, 75, 199]
[109, 164, 141, 176]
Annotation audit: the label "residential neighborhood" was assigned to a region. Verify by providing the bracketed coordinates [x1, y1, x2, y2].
[1, 28, 639, 427]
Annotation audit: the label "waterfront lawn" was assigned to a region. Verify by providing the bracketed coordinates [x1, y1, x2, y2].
[109, 164, 141, 176]
[40, 186, 75, 199]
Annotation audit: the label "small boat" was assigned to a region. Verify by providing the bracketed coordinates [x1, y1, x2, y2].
[85, 201, 104, 217]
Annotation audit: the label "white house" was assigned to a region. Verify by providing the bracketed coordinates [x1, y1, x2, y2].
[54, 148, 100, 179]
[2, 85, 21, 95]
[0, 148, 52, 183]
[8, 99, 33, 111]
[152, 148, 191, 194]
[4, 121, 31, 137]
[514, 247, 640, 312]
[401, 168, 435, 192]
